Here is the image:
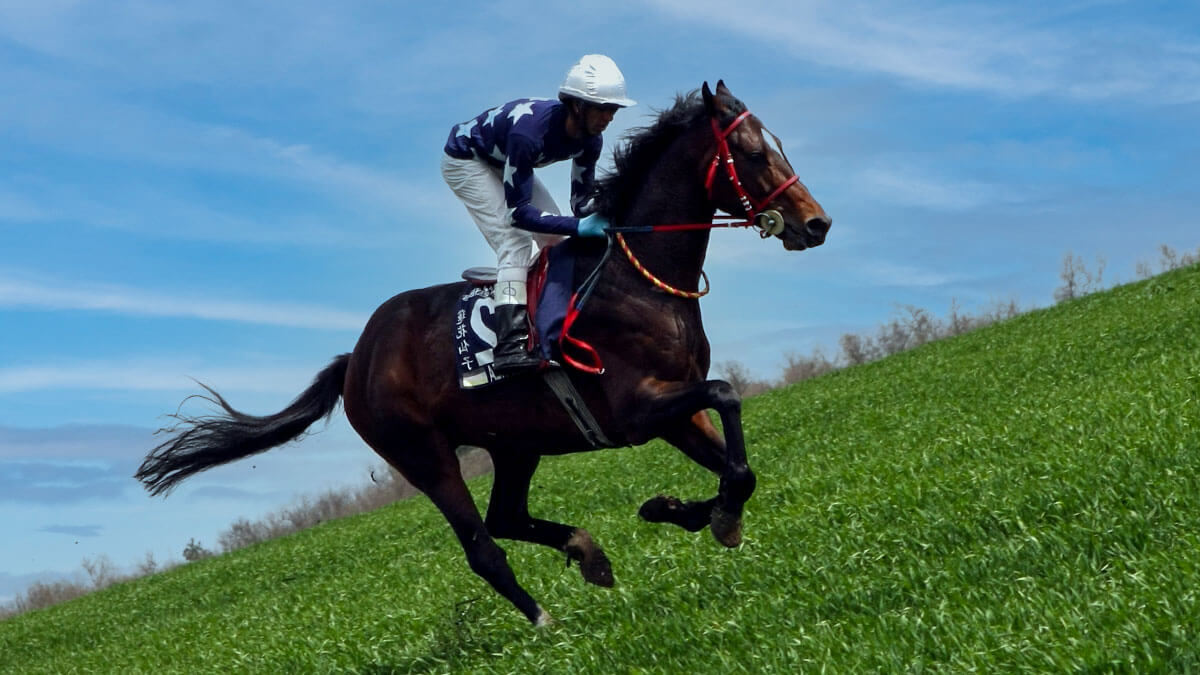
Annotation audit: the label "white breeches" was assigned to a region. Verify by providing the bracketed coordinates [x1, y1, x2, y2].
[441, 154, 567, 284]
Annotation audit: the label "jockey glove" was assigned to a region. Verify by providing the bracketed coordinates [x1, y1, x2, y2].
[576, 213, 610, 237]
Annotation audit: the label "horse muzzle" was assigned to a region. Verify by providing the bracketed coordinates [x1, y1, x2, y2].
[802, 216, 831, 246]
[776, 214, 831, 250]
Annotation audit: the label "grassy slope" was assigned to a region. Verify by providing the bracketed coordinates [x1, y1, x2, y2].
[2, 266, 1198, 673]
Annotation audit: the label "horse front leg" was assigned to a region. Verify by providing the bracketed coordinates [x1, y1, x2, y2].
[634, 379, 756, 547]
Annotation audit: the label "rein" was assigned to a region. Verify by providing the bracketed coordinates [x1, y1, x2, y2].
[558, 109, 799, 374]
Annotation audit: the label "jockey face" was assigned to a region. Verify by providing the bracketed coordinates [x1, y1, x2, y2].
[582, 102, 619, 135]
[566, 100, 619, 138]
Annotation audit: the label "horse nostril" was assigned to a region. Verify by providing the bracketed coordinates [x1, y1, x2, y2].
[804, 216, 831, 241]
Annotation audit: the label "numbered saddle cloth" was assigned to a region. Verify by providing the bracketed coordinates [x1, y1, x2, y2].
[453, 243, 576, 388]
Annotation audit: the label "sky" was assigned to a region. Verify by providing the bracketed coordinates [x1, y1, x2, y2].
[1, 1, 1198, 603]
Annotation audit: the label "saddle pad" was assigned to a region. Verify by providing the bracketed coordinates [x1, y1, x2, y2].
[454, 244, 576, 389]
[454, 285, 502, 388]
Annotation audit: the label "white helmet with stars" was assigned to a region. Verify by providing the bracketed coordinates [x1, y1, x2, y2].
[558, 54, 636, 108]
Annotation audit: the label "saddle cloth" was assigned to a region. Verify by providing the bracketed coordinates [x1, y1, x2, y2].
[454, 243, 576, 388]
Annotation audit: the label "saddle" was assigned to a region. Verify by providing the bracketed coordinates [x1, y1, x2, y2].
[454, 245, 574, 388]
[455, 243, 613, 448]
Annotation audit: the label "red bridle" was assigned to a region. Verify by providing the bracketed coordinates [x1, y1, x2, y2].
[561, 110, 802, 375]
[705, 110, 800, 226]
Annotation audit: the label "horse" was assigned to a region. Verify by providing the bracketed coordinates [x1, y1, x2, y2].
[135, 81, 831, 626]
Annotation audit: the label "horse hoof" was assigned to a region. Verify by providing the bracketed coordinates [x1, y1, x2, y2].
[566, 530, 615, 588]
[638, 495, 678, 522]
[580, 548, 614, 587]
[710, 507, 743, 548]
[639, 495, 709, 532]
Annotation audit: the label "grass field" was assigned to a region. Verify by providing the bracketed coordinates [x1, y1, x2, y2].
[2, 264, 1198, 673]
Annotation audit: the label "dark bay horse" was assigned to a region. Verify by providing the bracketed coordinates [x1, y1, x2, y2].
[136, 81, 831, 626]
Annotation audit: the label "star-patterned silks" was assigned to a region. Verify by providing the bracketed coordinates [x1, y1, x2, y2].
[484, 106, 503, 128]
[455, 118, 478, 139]
[508, 100, 536, 125]
[570, 160, 587, 184]
[442, 98, 607, 236]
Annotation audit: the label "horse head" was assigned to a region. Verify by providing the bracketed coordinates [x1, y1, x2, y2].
[702, 80, 831, 251]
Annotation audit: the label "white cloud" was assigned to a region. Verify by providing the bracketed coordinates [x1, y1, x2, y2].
[0, 359, 323, 395]
[861, 261, 958, 288]
[858, 167, 1000, 211]
[0, 188, 49, 222]
[643, 0, 1200, 104]
[0, 276, 365, 330]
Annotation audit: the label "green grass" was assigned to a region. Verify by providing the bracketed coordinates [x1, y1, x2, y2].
[3, 265, 1199, 673]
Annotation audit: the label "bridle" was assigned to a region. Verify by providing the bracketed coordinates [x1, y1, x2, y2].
[561, 109, 803, 374]
[612, 109, 801, 299]
[704, 110, 800, 235]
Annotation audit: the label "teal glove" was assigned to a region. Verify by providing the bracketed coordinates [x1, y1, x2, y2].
[576, 213, 610, 237]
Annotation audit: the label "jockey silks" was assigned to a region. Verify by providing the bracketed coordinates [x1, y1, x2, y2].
[444, 98, 601, 236]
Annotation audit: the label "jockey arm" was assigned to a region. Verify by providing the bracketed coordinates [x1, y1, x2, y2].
[503, 132, 598, 236]
[569, 143, 601, 218]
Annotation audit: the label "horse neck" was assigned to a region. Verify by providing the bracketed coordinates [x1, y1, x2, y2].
[614, 135, 715, 294]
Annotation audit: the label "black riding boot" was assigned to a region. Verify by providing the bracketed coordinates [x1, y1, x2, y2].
[492, 303, 542, 376]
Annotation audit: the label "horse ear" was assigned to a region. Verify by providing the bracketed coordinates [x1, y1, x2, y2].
[703, 80, 733, 118]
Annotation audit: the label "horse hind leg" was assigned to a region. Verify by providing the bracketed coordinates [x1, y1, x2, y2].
[376, 432, 551, 626]
[484, 451, 614, 587]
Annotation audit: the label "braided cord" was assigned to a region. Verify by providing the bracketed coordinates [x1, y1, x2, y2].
[614, 233, 710, 299]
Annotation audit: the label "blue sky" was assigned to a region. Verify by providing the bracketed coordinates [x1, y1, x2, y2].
[2, 1, 1198, 603]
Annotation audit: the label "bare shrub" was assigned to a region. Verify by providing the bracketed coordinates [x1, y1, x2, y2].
[218, 518, 270, 552]
[839, 333, 877, 366]
[456, 448, 494, 485]
[1159, 244, 1181, 272]
[215, 459, 478, 554]
[1054, 252, 1083, 302]
[1159, 244, 1199, 272]
[780, 348, 835, 385]
[1136, 244, 1199, 279]
[183, 538, 214, 562]
[136, 552, 159, 577]
[717, 360, 771, 397]
[876, 318, 911, 357]
[81, 555, 120, 590]
[5, 580, 91, 618]
[1054, 252, 1106, 302]
[901, 305, 941, 348]
[1136, 259, 1154, 280]
[975, 297, 1021, 328]
[946, 298, 977, 336]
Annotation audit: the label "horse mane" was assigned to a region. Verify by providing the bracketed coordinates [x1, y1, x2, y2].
[594, 90, 743, 222]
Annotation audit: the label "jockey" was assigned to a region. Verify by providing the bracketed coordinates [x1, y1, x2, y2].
[442, 54, 635, 376]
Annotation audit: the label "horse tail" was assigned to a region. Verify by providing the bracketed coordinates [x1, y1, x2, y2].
[135, 353, 352, 496]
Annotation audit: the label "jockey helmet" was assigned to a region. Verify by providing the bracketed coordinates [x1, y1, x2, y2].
[558, 54, 636, 108]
